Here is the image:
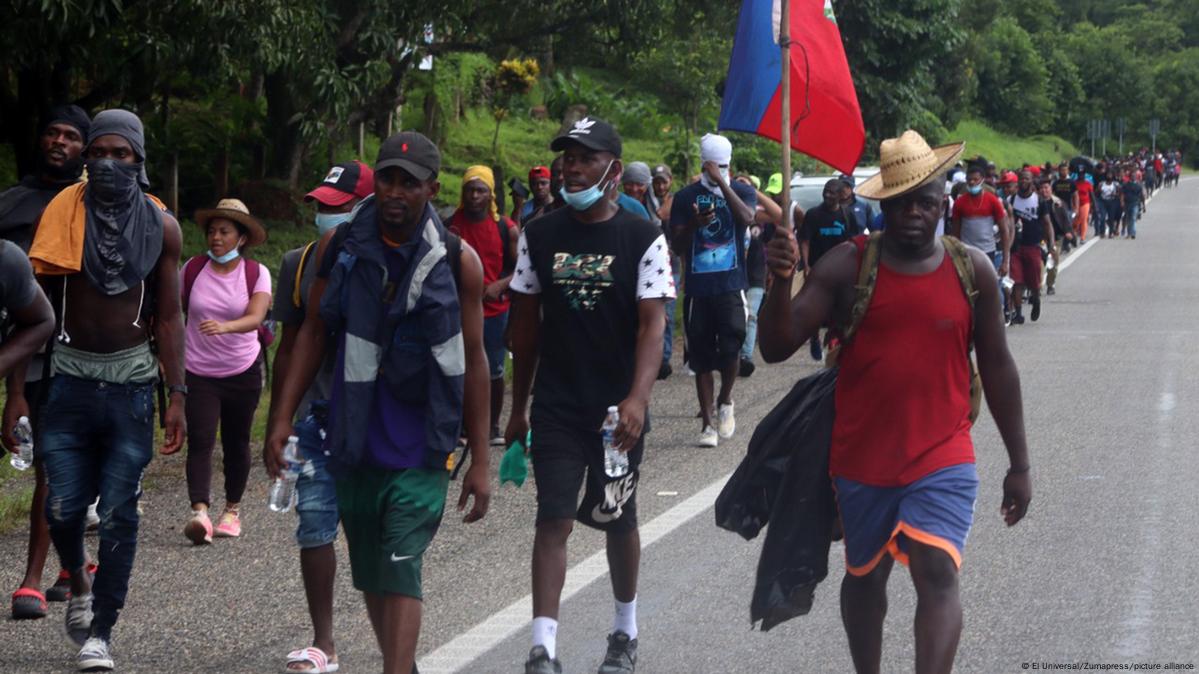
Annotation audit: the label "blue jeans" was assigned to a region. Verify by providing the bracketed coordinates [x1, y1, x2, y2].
[740, 286, 766, 360]
[483, 312, 508, 380]
[41, 375, 155, 641]
[294, 403, 339, 549]
[1125, 202, 1140, 237]
[663, 254, 682, 365]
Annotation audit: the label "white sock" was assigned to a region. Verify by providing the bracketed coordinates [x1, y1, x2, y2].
[532, 616, 558, 659]
[614, 596, 638, 640]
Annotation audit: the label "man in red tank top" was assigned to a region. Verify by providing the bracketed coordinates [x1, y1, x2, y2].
[758, 130, 1032, 674]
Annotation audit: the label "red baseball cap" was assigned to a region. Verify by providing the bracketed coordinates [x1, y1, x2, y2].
[529, 165, 550, 182]
[1026, 165, 1042, 177]
[305, 160, 374, 206]
[999, 171, 1019, 184]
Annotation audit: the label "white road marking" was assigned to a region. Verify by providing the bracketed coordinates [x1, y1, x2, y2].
[417, 477, 731, 673]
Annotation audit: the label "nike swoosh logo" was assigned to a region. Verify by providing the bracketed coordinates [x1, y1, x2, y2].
[390, 553, 414, 562]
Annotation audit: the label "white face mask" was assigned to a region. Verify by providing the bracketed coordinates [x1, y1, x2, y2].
[700, 165, 730, 194]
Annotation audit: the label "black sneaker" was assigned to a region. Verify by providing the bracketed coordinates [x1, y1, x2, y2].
[1046, 286, 1055, 296]
[809, 336, 823, 362]
[1030, 295, 1041, 322]
[597, 631, 638, 674]
[656, 362, 672, 380]
[1011, 313, 1025, 325]
[738, 358, 755, 378]
[525, 646, 562, 674]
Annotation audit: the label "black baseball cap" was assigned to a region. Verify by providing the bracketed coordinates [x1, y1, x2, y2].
[376, 131, 441, 180]
[651, 164, 672, 180]
[550, 116, 622, 158]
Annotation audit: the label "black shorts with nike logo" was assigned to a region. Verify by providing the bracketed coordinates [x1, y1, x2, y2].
[530, 417, 645, 532]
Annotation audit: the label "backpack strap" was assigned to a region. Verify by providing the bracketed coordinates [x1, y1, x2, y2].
[497, 217, 516, 274]
[940, 234, 983, 422]
[243, 258, 260, 298]
[841, 231, 884, 345]
[293, 240, 318, 309]
[181, 256, 209, 314]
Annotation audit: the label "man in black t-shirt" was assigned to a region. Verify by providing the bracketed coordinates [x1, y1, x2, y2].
[507, 117, 673, 674]
[1051, 163, 1078, 220]
[1006, 173, 1055, 324]
[798, 178, 860, 359]
[0, 106, 90, 622]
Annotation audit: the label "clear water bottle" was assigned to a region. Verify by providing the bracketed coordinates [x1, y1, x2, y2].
[9, 416, 33, 471]
[602, 406, 628, 478]
[268, 436, 301, 513]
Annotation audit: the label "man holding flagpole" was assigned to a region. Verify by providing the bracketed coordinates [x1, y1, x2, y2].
[759, 130, 1032, 674]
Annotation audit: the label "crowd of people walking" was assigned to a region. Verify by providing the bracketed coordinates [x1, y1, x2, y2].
[0, 102, 1180, 673]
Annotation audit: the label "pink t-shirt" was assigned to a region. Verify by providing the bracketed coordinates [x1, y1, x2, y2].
[182, 259, 272, 378]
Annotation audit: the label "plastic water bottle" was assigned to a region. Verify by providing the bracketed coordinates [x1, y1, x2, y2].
[9, 416, 33, 471]
[602, 406, 628, 478]
[268, 436, 301, 513]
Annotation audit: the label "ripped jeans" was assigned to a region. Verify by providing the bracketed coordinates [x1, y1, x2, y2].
[41, 375, 155, 641]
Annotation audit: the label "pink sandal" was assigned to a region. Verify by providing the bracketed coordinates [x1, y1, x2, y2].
[285, 647, 339, 673]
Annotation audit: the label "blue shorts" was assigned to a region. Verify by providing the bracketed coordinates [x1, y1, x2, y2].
[294, 404, 339, 549]
[483, 313, 508, 381]
[834, 463, 978, 576]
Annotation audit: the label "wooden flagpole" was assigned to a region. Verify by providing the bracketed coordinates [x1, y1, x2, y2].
[779, 0, 792, 233]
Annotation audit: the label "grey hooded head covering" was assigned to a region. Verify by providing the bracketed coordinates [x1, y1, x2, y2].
[623, 161, 652, 186]
[87, 109, 150, 188]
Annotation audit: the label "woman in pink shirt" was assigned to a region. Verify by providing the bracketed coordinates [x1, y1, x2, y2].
[180, 199, 271, 544]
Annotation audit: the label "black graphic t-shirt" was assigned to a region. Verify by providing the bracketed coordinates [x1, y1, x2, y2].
[1009, 193, 1051, 247]
[510, 207, 674, 427]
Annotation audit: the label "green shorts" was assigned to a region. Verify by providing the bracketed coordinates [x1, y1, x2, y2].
[336, 467, 449, 598]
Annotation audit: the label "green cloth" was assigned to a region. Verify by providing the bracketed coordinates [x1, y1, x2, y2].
[499, 432, 531, 487]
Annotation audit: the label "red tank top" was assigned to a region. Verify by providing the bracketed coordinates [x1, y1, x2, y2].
[829, 246, 975, 486]
[448, 211, 511, 317]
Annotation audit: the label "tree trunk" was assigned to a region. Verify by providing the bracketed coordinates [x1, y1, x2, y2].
[264, 70, 303, 182]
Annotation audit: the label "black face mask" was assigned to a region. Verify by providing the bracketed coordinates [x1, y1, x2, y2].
[85, 159, 142, 205]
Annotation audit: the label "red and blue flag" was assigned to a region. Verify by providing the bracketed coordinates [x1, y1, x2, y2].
[718, 0, 865, 175]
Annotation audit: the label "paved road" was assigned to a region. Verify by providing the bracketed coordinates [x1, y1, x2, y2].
[2, 181, 1197, 673]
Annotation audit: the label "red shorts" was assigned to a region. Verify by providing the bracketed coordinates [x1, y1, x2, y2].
[1009, 245, 1043, 290]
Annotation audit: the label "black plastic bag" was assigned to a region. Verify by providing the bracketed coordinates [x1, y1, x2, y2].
[715, 367, 838, 631]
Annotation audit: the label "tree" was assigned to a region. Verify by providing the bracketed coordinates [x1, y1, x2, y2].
[974, 18, 1053, 134]
[833, 0, 965, 150]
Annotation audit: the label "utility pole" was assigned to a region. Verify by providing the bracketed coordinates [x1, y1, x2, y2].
[1149, 118, 1161, 154]
[1117, 118, 1125, 155]
[1088, 119, 1096, 157]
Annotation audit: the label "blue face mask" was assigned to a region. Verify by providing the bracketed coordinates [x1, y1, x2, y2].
[559, 160, 615, 211]
[315, 211, 351, 235]
[207, 248, 241, 264]
[967, 184, 983, 195]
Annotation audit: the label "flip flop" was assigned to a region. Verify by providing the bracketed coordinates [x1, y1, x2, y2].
[11, 588, 48, 620]
[285, 647, 340, 673]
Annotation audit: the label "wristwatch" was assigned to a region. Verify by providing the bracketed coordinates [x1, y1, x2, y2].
[168, 384, 189, 397]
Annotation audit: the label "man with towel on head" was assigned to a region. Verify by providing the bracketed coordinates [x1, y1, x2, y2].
[447, 165, 520, 445]
[669, 133, 757, 448]
[27, 109, 187, 672]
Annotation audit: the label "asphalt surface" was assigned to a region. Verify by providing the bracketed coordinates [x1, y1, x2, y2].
[2, 181, 1197, 673]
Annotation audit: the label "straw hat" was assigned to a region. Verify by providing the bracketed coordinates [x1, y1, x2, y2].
[855, 130, 965, 201]
[195, 198, 267, 247]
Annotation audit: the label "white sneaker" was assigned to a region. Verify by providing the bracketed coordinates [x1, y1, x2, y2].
[65, 592, 93, 648]
[77, 636, 114, 671]
[698, 425, 719, 448]
[85, 501, 100, 531]
[717, 402, 736, 439]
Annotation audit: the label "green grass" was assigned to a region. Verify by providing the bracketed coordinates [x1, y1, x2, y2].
[950, 119, 1079, 170]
